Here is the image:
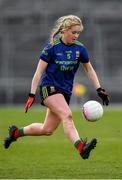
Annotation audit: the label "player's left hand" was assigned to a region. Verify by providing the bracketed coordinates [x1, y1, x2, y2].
[24, 93, 35, 113]
[97, 87, 110, 106]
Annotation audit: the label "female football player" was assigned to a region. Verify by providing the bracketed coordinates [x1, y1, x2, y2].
[4, 15, 109, 159]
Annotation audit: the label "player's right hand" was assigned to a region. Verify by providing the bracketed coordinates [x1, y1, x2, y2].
[24, 93, 35, 113]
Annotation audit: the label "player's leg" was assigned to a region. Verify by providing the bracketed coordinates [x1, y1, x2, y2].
[23, 108, 61, 136]
[44, 93, 97, 159]
[4, 108, 61, 149]
[44, 93, 80, 143]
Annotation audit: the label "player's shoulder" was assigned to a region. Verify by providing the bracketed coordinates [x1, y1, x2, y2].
[44, 38, 61, 50]
[44, 42, 53, 49]
[74, 40, 84, 47]
[42, 42, 54, 54]
[74, 41, 88, 53]
[52, 37, 61, 46]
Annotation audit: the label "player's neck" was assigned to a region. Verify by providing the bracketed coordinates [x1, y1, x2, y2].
[60, 37, 73, 46]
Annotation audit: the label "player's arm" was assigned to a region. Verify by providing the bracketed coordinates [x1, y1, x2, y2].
[31, 60, 48, 94]
[82, 62, 110, 105]
[82, 62, 100, 89]
[25, 60, 48, 113]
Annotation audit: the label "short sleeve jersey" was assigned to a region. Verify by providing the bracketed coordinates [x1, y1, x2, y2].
[39, 38, 89, 96]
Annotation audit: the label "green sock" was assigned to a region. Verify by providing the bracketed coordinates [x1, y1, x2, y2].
[74, 139, 84, 153]
[74, 139, 81, 148]
[19, 128, 25, 137]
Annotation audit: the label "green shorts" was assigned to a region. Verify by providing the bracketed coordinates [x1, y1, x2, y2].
[40, 86, 70, 106]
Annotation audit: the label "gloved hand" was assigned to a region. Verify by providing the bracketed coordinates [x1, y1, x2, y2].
[24, 93, 35, 113]
[97, 87, 110, 106]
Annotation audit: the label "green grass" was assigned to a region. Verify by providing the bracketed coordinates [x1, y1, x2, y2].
[0, 107, 122, 179]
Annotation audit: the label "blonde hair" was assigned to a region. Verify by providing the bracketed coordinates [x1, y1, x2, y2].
[50, 15, 83, 43]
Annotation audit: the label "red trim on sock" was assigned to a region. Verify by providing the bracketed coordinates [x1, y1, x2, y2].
[77, 142, 84, 153]
[14, 129, 20, 138]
